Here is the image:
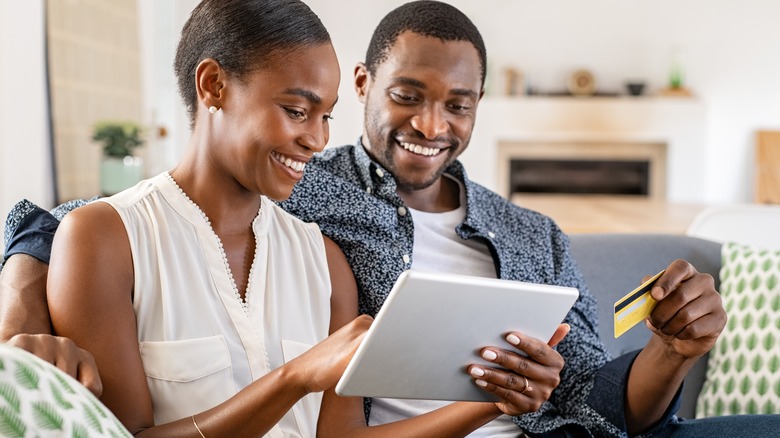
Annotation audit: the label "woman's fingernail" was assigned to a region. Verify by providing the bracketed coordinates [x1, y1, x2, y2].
[475, 379, 488, 387]
[506, 334, 520, 345]
[470, 367, 485, 377]
[482, 350, 497, 361]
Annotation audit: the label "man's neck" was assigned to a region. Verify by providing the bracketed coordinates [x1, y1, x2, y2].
[398, 176, 460, 212]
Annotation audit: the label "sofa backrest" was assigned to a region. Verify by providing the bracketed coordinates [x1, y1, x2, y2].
[568, 233, 721, 419]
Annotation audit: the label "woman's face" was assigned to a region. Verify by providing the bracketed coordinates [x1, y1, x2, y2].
[215, 43, 340, 201]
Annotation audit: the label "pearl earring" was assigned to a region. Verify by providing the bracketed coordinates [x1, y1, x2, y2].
[208, 106, 219, 114]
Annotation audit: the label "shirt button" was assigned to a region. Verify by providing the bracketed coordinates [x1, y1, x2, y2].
[402, 254, 410, 264]
[488, 231, 496, 238]
[366, 187, 372, 194]
[397, 206, 407, 216]
[375, 168, 385, 178]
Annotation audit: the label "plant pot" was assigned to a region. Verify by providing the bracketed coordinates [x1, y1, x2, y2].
[100, 156, 144, 196]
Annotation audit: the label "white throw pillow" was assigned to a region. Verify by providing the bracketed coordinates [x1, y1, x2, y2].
[0, 343, 131, 437]
[696, 242, 780, 417]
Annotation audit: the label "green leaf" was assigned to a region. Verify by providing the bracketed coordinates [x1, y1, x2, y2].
[50, 380, 74, 410]
[770, 355, 780, 373]
[746, 333, 757, 349]
[768, 274, 778, 290]
[764, 400, 776, 415]
[729, 398, 741, 414]
[739, 376, 751, 395]
[754, 293, 767, 309]
[33, 400, 63, 430]
[743, 314, 754, 331]
[747, 399, 758, 414]
[53, 370, 76, 394]
[752, 355, 764, 372]
[81, 400, 104, 433]
[759, 313, 770, 330]
[758, 376, 769, 396]
[764, 332, 775, 351]
[72, 422, 89, 438]
[88, 396, 108, 419]
[0, 383, 20, 413]
[0, 406, 25, 438]
[13, 360, 39, 390]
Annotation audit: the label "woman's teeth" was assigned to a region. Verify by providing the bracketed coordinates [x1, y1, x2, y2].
[271, 151, 306, 172]
[401, 142, 442, 157]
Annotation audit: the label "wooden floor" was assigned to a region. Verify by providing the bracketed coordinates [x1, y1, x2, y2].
[511, 194, 709, 235]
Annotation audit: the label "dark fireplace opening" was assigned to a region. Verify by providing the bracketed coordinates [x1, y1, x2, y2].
[509, 159, 650, 196]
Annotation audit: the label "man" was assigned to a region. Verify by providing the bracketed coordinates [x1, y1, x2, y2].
[2, 1, 774, 436]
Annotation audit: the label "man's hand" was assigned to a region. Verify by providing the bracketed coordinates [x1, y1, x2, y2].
[7, 333, 102, 396]
[645, 259, 727, 360]
[467, 323, 570, 416]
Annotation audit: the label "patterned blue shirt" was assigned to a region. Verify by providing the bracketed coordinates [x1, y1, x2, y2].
[280, 141, 679, 437]
[2, 141, 679, 437]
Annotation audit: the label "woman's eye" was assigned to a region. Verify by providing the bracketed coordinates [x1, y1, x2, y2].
[285, 108, 306, 120]
[322, 114, 334, 122]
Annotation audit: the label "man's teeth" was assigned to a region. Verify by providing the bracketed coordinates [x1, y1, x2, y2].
[271, 151, 306, 172]
[401, 142, 443, 156]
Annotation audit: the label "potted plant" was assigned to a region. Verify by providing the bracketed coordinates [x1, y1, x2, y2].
[93, 121, 145, 195]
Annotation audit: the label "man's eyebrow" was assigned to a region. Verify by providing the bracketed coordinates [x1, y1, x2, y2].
[391, 77, 478, 97]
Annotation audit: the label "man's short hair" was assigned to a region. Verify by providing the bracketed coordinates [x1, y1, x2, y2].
[365, 0, 487, 87]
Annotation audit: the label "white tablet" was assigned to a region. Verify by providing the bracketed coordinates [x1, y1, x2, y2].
[335, 270, 579, 402]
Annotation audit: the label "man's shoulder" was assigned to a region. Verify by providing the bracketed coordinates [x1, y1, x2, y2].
[464, 179, 556, 226]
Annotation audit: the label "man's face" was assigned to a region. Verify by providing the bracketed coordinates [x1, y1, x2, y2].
[356, 31, 483, 192]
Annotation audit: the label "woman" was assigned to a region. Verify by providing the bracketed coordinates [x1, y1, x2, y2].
[46, 0, 370, 436]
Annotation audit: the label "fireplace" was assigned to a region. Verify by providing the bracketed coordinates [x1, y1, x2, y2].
[498, 140, 667, 200]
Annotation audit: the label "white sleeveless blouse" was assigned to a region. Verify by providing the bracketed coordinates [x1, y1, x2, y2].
[100, 172, 331, 438]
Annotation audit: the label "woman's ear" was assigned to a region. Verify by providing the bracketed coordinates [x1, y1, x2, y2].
[353, 62, 369, 104]
[195, 58, 225, 111]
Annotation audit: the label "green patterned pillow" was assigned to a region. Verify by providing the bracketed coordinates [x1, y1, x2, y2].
[696, 242, 780, 417]
[0, 343, 131, 437]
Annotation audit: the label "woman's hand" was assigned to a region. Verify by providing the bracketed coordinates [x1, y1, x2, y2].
[290, 314, 372, 394]
[468, 323, 570, 416]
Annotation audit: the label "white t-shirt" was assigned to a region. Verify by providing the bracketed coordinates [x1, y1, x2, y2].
[369, 177, 521, 437]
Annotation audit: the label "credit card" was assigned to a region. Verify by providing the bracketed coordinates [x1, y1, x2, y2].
[614, 270, 665, 338]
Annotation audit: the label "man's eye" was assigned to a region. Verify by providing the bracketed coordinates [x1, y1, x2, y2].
[391, 92, 418, 103]
[448, 104, 472, 112]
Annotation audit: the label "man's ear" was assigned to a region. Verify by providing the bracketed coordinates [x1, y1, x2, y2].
[354, 62, 370, 104]
[195, 58, 225, 111]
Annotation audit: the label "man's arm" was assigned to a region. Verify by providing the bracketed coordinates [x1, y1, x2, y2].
[624, 259, 726, 434]
[0, 254, 51, 338]
[0, 199, 102, 395]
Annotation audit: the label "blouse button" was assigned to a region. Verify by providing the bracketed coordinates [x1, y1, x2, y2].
[397, 206, 407, 216]
[402, 254, 410, 264]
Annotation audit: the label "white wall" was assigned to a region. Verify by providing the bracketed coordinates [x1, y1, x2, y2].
[0, 0, 53, 228]
[3, 0, 779, 227]
[310, 0, 780, 203]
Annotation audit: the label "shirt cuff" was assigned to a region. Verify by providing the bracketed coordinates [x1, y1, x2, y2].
[3, 200, 60, 266]
[586, 349, 682, 434]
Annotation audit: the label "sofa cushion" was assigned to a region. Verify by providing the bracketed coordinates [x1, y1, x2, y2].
[696, 242, 780, 417]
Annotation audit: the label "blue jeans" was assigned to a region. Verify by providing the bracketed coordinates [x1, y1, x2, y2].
[651, 414, 780, 437]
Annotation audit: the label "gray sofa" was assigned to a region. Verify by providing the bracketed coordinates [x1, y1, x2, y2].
[568, 233, 722, 419]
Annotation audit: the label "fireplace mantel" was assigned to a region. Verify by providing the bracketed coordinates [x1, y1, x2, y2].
[462, 96, 707, 203]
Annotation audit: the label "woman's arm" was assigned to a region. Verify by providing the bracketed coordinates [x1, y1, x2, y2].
[47, 206, 369, 436]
